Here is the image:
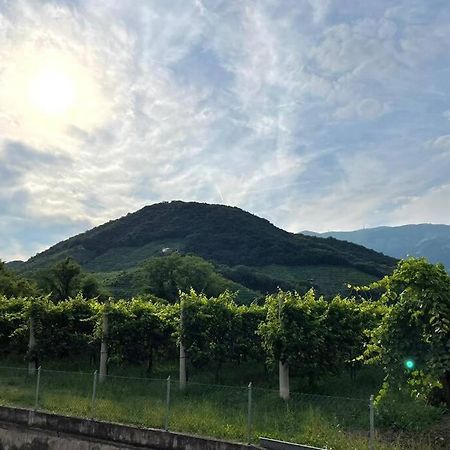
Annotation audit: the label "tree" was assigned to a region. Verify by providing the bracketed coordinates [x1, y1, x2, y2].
[258, 289, 384, 398]
[37, 258, 106, 301]
[38, 258, 82, 301]
[137, 254, 228, 302]
[0, 261, 36, 297]
[258, 290, 328, 395]
[79, 274, 108, 300]
[365, 258, 450, 406]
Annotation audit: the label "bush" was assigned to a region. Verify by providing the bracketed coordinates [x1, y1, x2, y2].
[375, 384, 444, 431]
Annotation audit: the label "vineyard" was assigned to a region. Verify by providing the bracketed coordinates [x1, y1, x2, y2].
[0, 258, 449, 449]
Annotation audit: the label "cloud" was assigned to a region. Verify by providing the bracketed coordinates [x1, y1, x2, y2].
[387, 184, 450, 225]
[334, 98, 388, 121]
[0, 0, 450, 259]
[308, 0, 332, 24]
[428, 135, 450, 162]
[431, 135, 450, 151]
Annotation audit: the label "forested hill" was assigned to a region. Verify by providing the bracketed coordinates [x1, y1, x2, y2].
[21, 201, 394, 278]
[302, 224, 450, 270]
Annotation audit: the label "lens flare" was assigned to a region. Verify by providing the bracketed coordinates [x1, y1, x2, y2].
[405, 359, 415, 370]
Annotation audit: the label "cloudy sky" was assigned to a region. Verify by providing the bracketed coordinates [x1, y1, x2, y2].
[1, 0, 450, 261]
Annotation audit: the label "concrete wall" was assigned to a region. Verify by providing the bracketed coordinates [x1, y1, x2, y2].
[259, 437, 324, 450]
[0, 405, 259, 450]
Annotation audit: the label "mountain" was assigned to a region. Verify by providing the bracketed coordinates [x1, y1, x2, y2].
[16, 201, 396, 297]
[5, 260, 26, 270]
[302, 224, 450, 270]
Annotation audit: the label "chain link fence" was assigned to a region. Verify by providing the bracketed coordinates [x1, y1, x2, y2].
[252, 387, 371, 448]
[0, 365, 375, 448]
[95, 374, 167, 428]
[0, 366, 35, 409]
[170, 380, 249, 441]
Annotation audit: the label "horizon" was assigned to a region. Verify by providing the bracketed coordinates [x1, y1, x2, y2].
[1, 1, 450, 261]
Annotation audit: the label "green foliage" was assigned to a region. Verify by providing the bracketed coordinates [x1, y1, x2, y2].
[375, 382, 444, 431]
[255, 264, 378, 297]
[20, 201, 396, 298]
[258, 290, 327, 377]
[80, 274, 105, 299]
[0, 291, 263, 375]
[105, 298, 176, 370]
[137, 253, 235, 302]
[0, 255, 448, 439]
[233, 302, 266, 364]
[32, 295, 98, 362]
[258, 290, 385, 380]
[1, 367, 438, 450]
[0, 260, 36, 297]
[3, 258, 448, 402]
[364, 258, 450, 406]
[36, 257, 108, 301]
[36, 294, 99, 360]
[219, 264, 309, 294]
[0, 294, 99, 362]
[325, 296, 386, 373]
[36, 257, 82, 300]
[180, 290, 265, 381]
[180, 290, 235, 376]
[104, 254, 258, 304]
[0, 295, 29, 356]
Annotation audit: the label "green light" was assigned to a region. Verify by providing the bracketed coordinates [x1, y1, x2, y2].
[405, 359, 415, 370]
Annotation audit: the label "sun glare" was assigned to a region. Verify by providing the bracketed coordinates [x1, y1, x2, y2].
[28, 66, 76, 116]
[1, 47, 109, 147]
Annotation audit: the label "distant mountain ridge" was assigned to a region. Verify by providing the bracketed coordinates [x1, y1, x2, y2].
[11, 201, 397, 298]
[302, 224, 450, 270]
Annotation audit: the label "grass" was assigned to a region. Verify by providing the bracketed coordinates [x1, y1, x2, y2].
[84, 239, 186, 272]
[2, 356, 382, 398]
[0, 363, 444, 450]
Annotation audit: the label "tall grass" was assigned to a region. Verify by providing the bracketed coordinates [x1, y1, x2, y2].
[0, 365, 441, 449]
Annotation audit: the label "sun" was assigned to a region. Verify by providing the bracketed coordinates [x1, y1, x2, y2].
[1, 48, 110, 145]
[28, 65, 76, 117]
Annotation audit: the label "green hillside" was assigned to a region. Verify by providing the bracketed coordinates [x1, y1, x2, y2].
[16, 201, 396, 298]
[303, 224, 450, 270]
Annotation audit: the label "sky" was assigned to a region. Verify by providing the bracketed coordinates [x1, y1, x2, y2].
[1, 0, 450, 261]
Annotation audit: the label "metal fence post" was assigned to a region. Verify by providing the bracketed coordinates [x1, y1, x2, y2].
[369, 394, 375, 450]
[247, 382, 253, 444]
[164, 375, 171, 431]
[34, 366, 41, 411]
[91, 370, 98, 418]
